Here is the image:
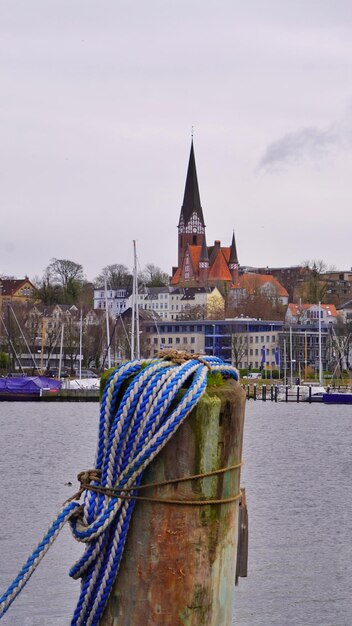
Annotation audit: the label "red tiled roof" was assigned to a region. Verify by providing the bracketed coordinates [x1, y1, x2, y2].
[188, 245, 202, 271]
[208, 249, 232, 281]
[170, 267, 181, 285]
[288, 303, 337, 317]
[171, 244, 235, 285]
[231, 273, 288, 297]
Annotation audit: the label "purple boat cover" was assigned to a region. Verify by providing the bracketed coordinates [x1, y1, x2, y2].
[0, 376, 62, 393]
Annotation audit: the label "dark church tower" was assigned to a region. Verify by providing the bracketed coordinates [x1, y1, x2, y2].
[178, 141, 206, 267]
[229, 230, 239, 283]
[198, 236, 209, 284]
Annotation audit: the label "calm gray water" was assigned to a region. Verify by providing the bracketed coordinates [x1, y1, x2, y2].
[0, 401, 351, 626]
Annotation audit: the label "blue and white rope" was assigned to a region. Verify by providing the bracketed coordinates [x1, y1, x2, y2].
[0, 355, 238, 624]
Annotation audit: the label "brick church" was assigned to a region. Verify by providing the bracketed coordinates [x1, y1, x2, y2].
[171, 141, 239, 290]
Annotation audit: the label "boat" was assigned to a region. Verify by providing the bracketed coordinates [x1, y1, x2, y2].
[0, 376, 62, 401]
[62, 377, 100, 391]
[277, 384, 326, 402]
[322, 392, 352, 405]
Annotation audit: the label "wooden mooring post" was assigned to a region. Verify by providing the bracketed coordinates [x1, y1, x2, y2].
[101, 380, 246, 626]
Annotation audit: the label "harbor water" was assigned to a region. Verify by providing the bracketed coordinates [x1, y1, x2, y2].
[0, 401, 351, 626]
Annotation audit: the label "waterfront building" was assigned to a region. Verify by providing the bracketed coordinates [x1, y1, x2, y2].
[285, 303, 338, 325]
[142, 317, 283, 370]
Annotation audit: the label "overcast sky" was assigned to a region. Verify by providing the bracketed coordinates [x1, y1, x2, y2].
[1, 0, 352, 283]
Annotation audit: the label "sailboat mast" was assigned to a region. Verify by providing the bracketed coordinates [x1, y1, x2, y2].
[105, 278, 112, 369]
[58, 324, 64, 378]
[131, 240, 140, 360]
[79, 309, 83, 380]
[131, 242, 136, 360]
[318, 301, 323, 385]
[40, 318, 46, 374]
[290, 326, 293, 386]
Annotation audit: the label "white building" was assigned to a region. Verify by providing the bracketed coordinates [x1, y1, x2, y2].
[285, 303, 338, 326]
[94, 285, 224, 322]
[93, 288, 130, 317]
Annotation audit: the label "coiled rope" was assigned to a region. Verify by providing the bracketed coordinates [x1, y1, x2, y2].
[0, 353, 238, 625]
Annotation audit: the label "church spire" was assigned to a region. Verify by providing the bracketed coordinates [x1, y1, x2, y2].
[229, 230, 239, 283]
[177, 140, 206, 267]
[229, 230, 239, 264]
[200, 235, 209, 262]
[178, 140, 205, 228]
[199, 235, 209, 284]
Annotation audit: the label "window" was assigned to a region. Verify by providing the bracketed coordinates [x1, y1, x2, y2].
[168, 337, 172, 344]
[153, 338, 158, 344]
[161, 338, 165, 344]
[176, 337, 180, 344]
[191, 337, 195, 344]
[255, 336, 259, 343]
[183, 337, 187, 344]
[255, 349, 258, 356]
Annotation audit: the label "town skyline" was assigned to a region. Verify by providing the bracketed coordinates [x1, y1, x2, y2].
[1, 2, 352, 281]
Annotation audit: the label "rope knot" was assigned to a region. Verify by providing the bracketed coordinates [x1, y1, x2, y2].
[156, 349, 212, 370]
[77, 469, 102, 486]
[65, 469, 102, 504]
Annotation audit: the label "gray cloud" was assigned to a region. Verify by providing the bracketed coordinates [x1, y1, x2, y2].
[259, 112, 352, 170]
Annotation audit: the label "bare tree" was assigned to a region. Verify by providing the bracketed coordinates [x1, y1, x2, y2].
[84, 322, 105, 369]
[298, 259, 327, 304]
[227, 291, 285, 321]
[139, 264, 169, 287]
[332, 319, 352, 372]
[47, 258, 85, 304]
[95, 264, 132, 289]
[63, 314, 80, 375]
[231, 334, 248, 368]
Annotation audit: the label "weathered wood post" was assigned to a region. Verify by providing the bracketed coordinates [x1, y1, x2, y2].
[101, 379, 246, 626]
